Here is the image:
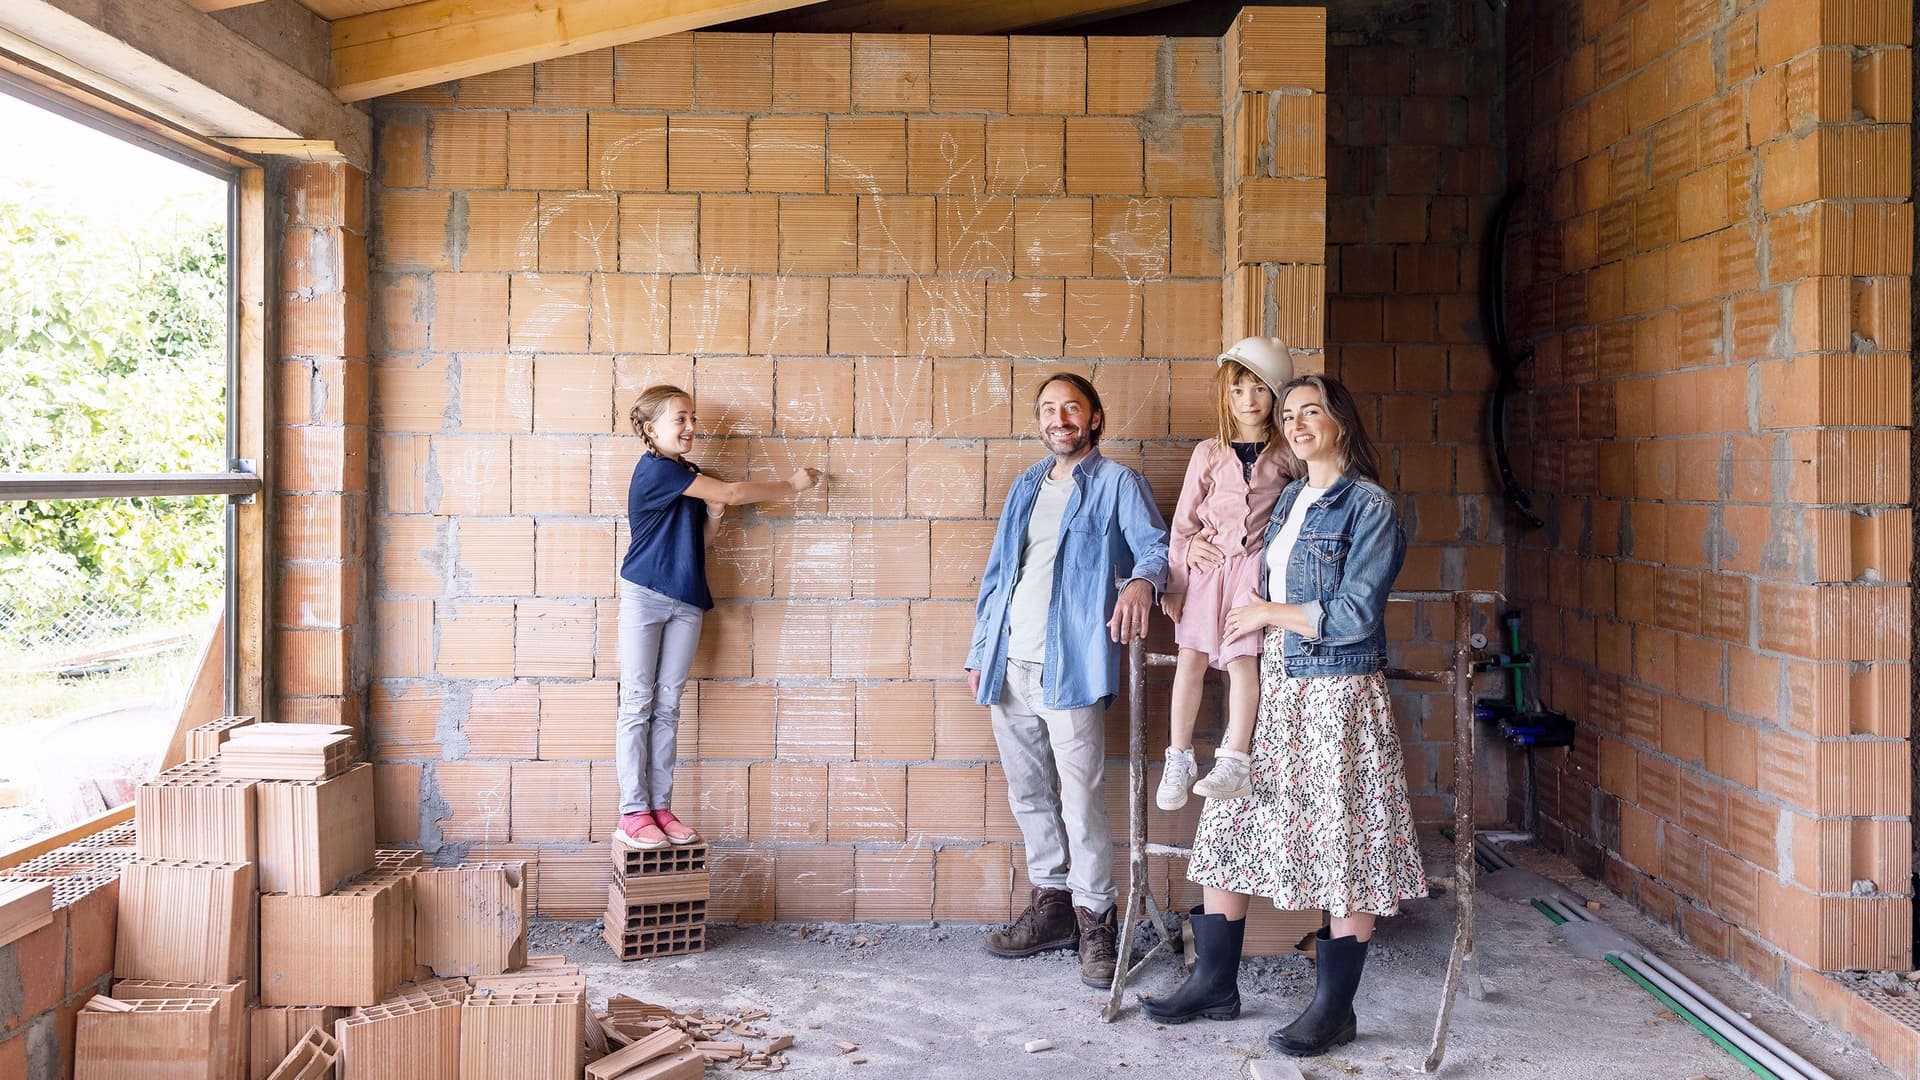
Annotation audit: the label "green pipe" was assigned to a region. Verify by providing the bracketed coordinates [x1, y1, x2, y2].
[1525, 900, 1783, 1080]
[1506, 614, 1525, 710]
[1609, 957, 1781, 1079]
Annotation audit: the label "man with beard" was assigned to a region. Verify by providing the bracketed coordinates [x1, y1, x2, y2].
[964, 372, 1170, 988]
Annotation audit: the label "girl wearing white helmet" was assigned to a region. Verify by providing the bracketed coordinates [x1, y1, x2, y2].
[1156, 336, 1298, 811]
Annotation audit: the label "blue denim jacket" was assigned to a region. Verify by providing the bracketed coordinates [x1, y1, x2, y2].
[967, 449, 1170, 710]
[1257, 473, 1407, 676]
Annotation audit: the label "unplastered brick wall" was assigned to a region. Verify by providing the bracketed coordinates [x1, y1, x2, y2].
[1504, 0, 1913, 984]
[361, 29, 1265, 923]
[277, 162, 374, 735]
[1317, 0, 1510, 822]
[0, 873, 119, 1080]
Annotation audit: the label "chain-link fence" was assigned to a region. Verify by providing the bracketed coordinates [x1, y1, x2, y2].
[0, 590, 196, 672]
[0, 495, 226, 673]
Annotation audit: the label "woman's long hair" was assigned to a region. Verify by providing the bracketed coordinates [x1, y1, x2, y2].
[1279, 374, 1383, 484]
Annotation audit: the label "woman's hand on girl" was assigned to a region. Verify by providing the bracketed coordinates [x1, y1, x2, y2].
[1187, 532, 1225, 572]
[1160, 592, 1184, 623]
[1221, 590, 1278, 644]
[705, 500, 727, 519]
[788, 467, 823, 493]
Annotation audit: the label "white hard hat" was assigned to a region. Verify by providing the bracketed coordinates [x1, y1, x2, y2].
[1216, 336, 1294, 398]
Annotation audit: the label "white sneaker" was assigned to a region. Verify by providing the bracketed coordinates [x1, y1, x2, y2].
[1157, 746, 1198, 810]
[1192, 749, 1253, 801]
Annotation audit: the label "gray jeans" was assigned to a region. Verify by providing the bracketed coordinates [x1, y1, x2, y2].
[989, 659, 1116, 914]
[616, 580, 703, 813]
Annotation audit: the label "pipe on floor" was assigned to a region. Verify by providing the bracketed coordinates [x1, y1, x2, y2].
[1539, 897, 1589, 922]
[1532, 900, 1785, 1080]
[1532, 896, 1831, 1080]
[1609, 949, 1786, 1080]
[1546, 890, 1816, 1076]
[1473, 836, 1515, 870]
[1637, 952, 1836, 1080]
[1614, 952, 1811, 1080]
[1483, 838, 1827, 1079]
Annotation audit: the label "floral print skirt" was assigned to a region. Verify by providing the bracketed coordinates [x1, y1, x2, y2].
[1187, 629, 1428, 918]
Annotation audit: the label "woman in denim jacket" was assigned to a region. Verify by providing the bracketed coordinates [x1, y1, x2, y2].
[1142, 375, 1426, 1059]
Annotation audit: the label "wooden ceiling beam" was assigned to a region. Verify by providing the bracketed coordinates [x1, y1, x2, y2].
[727, 0, 1193, 34]
[183, 1, 274, 11]
[0, 0, 369, 167]
[330, 0, 830, 102]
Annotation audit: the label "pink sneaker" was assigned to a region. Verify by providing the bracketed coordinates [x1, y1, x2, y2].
[615, 811, 668, 850]
[652, 809, 699, 846]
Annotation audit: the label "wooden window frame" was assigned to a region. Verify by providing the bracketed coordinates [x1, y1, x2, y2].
[0, 53, 269, 866]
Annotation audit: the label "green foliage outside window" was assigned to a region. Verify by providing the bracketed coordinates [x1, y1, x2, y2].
[0, 197, 227, 652]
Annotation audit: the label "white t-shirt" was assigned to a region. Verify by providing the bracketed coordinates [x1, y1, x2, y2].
[1006, 474, 1074, 663]
[1263, 484, 1330, 601]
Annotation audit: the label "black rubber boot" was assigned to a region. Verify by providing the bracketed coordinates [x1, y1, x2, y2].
[1268, 929, 1368, 1056]
[1140, 906, 1244, 1023]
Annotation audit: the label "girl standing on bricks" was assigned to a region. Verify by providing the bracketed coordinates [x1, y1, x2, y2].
[613, 384, 819, 851]
[1143, 374, 1426, 1059]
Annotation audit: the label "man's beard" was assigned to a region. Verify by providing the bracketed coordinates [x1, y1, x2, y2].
[1046, 426, 1089, 457]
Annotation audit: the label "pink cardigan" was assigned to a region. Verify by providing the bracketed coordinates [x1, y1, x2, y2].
[1165, 439, 1296, 595]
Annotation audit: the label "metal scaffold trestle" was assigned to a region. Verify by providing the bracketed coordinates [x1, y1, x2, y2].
[1102, 589, 1502, 1075]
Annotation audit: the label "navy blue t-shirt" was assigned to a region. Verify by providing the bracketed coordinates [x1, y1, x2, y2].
[619, 452, 712, 610]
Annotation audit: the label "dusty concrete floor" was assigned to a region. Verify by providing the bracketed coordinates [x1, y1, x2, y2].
[531, 842, 1901, 1080]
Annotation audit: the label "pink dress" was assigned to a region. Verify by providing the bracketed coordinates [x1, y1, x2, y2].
[1166, 440, 1294, 669]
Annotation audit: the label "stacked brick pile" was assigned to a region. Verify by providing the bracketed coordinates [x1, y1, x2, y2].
[603, 841, 710, 960]
[0, 824, 131, 1078]
[29, 716, 572, 1079]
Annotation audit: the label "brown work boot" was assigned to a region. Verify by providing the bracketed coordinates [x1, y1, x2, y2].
[984, 887, 1078, 957]
[1076, 905, 1118, 988]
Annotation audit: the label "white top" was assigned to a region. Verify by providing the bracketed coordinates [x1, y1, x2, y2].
[1263, 484, 1330, 601]
[1007, 474, 1074, 663]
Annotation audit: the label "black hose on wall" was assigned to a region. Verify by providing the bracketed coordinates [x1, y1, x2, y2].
[1483, 184, 1544, 529]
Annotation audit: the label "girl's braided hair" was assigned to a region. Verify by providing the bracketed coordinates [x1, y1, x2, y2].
[629, 384, 692, 455]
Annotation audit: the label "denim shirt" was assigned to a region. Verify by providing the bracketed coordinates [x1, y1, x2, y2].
[1257, 473, 1407, 676]
[967, 449, 1170, 710]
